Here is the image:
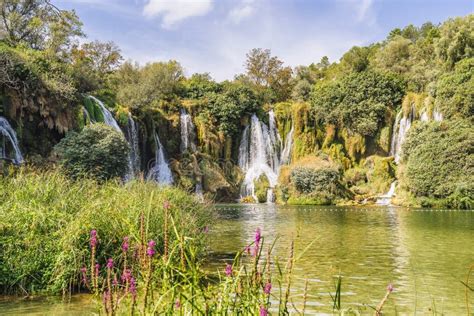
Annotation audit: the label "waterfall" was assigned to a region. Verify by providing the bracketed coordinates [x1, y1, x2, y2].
[89, 96, 139, 180]
[180, 109, 197, 153]
[147, 132, 173, 185]
[88, 96, 121, 132]
[376, 181, 397, 205]
[433, 109, 443, 121]
[390, 107, 415, 164]
[420, 112, 429, 122]
[280, 125, 294, 165]
[125, 114, 140, 179]
[238, 113, 281, 202]
[195, 181, 204, 202]
[0, 117, 24, 164]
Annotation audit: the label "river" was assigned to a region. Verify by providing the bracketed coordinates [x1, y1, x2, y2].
[1, 205, 473, 314]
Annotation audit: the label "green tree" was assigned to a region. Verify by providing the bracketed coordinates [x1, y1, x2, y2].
[401, 119, 473, 208]
[244, 48, 293, 102]
[0, 0, 83, 55]
[205, 84, 260, 135]
[55, 124, 130, 180]
[435, 57, 474, 118]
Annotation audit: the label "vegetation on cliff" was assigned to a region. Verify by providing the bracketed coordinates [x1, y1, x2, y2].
[0, 1, 472, 206]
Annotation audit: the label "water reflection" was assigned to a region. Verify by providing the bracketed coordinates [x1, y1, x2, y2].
[208, 205, 474, 314]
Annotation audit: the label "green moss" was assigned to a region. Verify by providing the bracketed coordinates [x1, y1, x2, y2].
[254, 174, 270, 203]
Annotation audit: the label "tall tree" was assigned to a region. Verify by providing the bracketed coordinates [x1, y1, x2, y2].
[0, 0, 83, 54]
[244, 48, 293, 103]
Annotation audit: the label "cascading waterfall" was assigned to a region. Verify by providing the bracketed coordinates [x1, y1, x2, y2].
[280, 125, 294, 165]
[180, 109, 197, 153]
[376, 181, 397, 205]
[89, 96, 121, 132]
[125, 114, 140, 179]
[0, 117, 24, 164]
[433, 109, 443, 121]
[238, 111, 293, 203]
[89, 96, 138, 180]
[390, 106, 415, 164]
[147, 132, 173, 185]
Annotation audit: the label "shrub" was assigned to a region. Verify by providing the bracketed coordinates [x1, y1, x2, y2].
[55, 124, 130, 180]
[0, 169, 211, 294]
[400, 119, 473, 208]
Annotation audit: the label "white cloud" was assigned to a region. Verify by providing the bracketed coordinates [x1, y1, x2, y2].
[352, 0, 376, 25]
[143, 0, 213, 28]
[227, 0, 257, 24]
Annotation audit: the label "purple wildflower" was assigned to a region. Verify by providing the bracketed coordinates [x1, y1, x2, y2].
[95, 263, 100, 277]
[106, 258, 113, 269]
[255, 227, 261, 244]
[252, 243, 260, 257]
[203, 226, 209, 234]
[259, 306, 268, 316]
[225, 264, 232, 277]
[121, 269, 131, 283]
[80, 267, 88, 286]
[264, 282, 272, 294]
[129, 277, 137, 300]
[122, 236, 129, 253]
[175, 299, 181, 309]
[387, 283, 394, 293]
[90, 230, 98, 248]
[163, 200, 170, 209]
[146, 240, 156, 257]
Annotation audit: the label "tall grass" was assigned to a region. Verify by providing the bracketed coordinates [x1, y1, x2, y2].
[0, 168, 212, 294]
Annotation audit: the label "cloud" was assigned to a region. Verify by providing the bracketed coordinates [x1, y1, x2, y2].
[352, 0, 376, 25]
[143, 0, 213, 28]
[228, 0, 257, 24]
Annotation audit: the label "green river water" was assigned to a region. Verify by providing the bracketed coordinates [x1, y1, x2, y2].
[1, 205, 473, 315]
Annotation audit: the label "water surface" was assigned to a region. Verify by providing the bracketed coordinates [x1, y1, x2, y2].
[208, 204, 474, 314]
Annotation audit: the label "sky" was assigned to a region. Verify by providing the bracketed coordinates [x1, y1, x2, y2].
[55, 0, 473, 81]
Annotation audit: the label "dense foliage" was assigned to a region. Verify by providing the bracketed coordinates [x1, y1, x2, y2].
[55, 124, 130, 180]
[0, 170, 211, 294]
[0, 0, 472, 206]
[400, 120, 473, 208]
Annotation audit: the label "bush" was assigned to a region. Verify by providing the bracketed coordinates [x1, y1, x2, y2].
[55, 124, 130, 180]
[278, 155, 349, 205]
[400, 119, 473, 208]
[0, 169, 212, 294]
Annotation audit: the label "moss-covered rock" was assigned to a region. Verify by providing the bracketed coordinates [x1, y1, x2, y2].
[254, 174, 270, 203]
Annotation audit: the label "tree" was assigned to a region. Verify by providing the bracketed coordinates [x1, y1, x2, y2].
[0, 0, 83, 55]
[435, 57, 474, 118]
[244, 48, 293, 102]
[184, 73, 221, 99]
[401, 119, 473, 208]
[205, 84, 260, 135]
[115, 60, 185, 109]
[339, 46, 370, 73]
[55, 124, 130, 180]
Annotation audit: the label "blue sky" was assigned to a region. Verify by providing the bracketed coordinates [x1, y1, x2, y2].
[55, 0, 473, 80]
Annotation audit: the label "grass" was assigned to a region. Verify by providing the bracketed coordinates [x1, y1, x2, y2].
[0, 168, 212, 295]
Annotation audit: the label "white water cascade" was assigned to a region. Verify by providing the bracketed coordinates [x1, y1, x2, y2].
[0, 117, 24, 164]
[280, 125, 294, 165]
[238, 111, 293, 203]
[147, 132, 173, 185]
[433, 109, 443, 121]
[390, 107, 415, 164]
[180, 109, 197, 153]
[89, 96, 139, 180]
[125, 114, 140, 179]
[376, 181, 397, 205]
[89, 96, 121, 132]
